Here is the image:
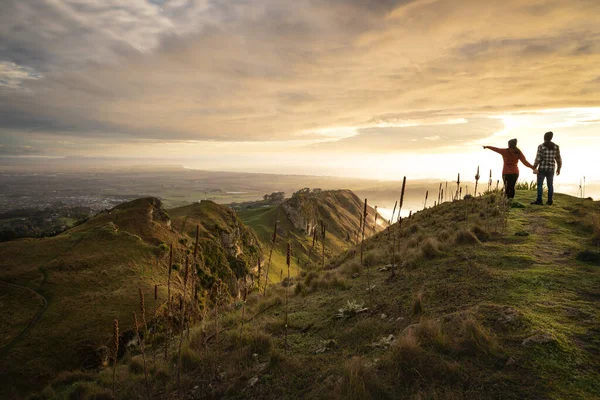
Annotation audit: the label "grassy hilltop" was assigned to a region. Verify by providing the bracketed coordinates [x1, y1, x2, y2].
[0, 198, 260, 398]
[239, 189, 387, 287]
[34, 190, 600, 400]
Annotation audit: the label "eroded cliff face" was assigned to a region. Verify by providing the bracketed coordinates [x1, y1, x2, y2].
[281, 196, 317, 234]
[167, 200, 261, 299]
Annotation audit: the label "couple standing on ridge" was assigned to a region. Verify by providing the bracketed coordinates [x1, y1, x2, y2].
[483, 131, 563, 205]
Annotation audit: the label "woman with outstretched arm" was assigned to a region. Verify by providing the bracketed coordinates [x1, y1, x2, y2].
[483, 138, 537, 199]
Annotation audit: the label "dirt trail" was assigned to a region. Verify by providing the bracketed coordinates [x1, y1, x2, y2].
[0, 280, 48, 358]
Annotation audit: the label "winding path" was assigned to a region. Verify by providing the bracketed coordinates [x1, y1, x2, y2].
[0, 280, 48, 358]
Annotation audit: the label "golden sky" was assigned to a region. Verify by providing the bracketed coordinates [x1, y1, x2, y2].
[0, 0, 599, 183]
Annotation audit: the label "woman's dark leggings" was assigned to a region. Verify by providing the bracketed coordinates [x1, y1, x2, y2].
[503, 174, 519, 199]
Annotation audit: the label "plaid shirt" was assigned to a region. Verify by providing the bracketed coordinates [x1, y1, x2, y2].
[534, 142, 562, 171]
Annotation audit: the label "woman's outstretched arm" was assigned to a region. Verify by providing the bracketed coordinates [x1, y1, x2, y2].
[483, 146, 503, 154]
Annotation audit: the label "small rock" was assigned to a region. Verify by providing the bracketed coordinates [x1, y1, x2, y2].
[193, 385, 199, 390]
[253, 362, 268, 374]
[352, 273, 360, 279]
[248, 376, 259, 387]
[505, 357, 517, 367]
[522, 333, 554, 346]
[396, 317, 404, 321]
[380, 313, 387, 319]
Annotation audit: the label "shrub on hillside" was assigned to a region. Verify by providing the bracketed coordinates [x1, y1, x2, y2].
[334, 357, 389, 400]
[454, 230, 480, 245]
[419, 238, 442, 259]
[128, 357, 144, 374]
[471, 225, 491, 242]
[458, 318, 496, 356]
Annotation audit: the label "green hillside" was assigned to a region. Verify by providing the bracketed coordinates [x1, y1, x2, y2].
[0, 198, 259, 398]
[43, 190, 600, 400]
[239, 189, 387, 287]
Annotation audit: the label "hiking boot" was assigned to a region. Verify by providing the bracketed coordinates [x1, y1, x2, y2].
[546, 201, 553, 206]
[531, 200, 543, 205]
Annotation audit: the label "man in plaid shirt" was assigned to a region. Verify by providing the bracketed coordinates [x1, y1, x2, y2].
[532, 131, 562, 205]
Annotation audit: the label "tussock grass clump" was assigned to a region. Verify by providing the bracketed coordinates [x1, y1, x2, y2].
[341, 261, 361, 276]
[294, 281, 305, 295]
[128, 357, 145, 374]
[67, 381, 112, 400]
[363, 249, 387, 267]
[240, 330, 273, 362]
[471, 225, 491, 242]
[309, 272, 348, 292]
[334, 356, 389, 400]
[458, 318, 496, 355]
[304, 270, 319, 286]
[437, 229, 452, 242]
[171, 346, 202, 372]
[50, 371, 96, 388]
[454, 230, 480, 245]
[419, 238, 442, 259]
[255, 294, 283, 314]
[413, 319, 450, 352]
[412, 292, 423, 316]
[382, 335, 462, 390]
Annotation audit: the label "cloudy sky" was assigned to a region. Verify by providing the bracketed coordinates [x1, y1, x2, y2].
[1, 0, 599, 182]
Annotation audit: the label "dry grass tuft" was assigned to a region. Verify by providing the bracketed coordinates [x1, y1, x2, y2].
[458, 318, 496, 355]
[382, 335, 462, 390]
[304, 270, 319, 286]
[294, 281, 305, 295]
[173, 346, 203, 372]
[128, 357, 145, 374]
[334, 356, 389, 400]
[341, 261, 361, 276]
[413, 319, 450, 352]
[412, 292, 423, 316]
[454, 230, 480, 245]
[419, 238, 442, 259]
[471, 225, 491, 242]
[50, 371, 95, 388]
[309, 272, 348, 292]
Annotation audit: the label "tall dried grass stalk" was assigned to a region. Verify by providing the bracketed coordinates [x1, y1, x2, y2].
[239, 276, 248, 343]
[112, 319, 118, 398]
[165, 242, 173, 359]
[133, 311, 150, 394]
[437, 183, 442, 204]
[474, 166, 480, 197]
[256, 257, 262, 292]
[139, 288, 148, 338]
[308, 224, 317, 267]
[153, 284, 158, 365]
[321, 221, 326, 268]
[488, 169, 492, 192]
[391, 176, 406, 278]
[455, 173, 461, 201]
[361, 199, 373, 307]
[284, 242, 291, 354]
[177, 255, 190, 391]
[445, 181, 448, 202]
[424, 190, 429, 209]
[387, 200, 398, 241]
[356, 212, 362, 245]
[263, 220, 278, 296]
[373, 206, 378, 232]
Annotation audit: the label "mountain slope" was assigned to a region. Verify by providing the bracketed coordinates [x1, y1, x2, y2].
[0, 197, 259, 397]
[49, 190, 600, 400]
[239, 189, 387, 285]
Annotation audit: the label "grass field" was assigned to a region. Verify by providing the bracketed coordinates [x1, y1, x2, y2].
[0, 198, 261, 398]
[49, 190, 600, 399]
